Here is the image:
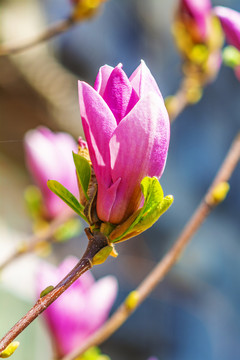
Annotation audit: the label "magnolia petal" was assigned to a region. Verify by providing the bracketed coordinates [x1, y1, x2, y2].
[129, 59, 163, 99]
[102, 65, 139, 124]
[97, 177, 121, 222]
[214, 6, 240, 51]
[182, 0, 211, 40]
[24, 127, 78, 218]
[108, 93, 170, 223]
[94, 64, 114, 96]
[86, 275, 118, 332]
[78, 81, 117, 188]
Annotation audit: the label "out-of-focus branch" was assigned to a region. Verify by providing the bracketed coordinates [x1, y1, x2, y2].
[0, 211, 74, 272]
[0, 0, 107, 57]
[166, 72, 206, 123]
[0, 229, 109, 354]
[0, 18, 75, 57]
[62, 133, 240, 360]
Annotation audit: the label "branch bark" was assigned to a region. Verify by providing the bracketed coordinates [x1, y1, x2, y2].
[0, 18, 74, 57]
[0, 228, 109, 353]
[0, 211, 73, 273]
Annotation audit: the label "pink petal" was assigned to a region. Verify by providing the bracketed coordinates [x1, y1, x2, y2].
[24, 127, 78, 218]
[86, 275, 118, 332]
[96, 177, 121, 222]
[102, 65, 139, 124]
[37, 258, 97, 356]
[182, 0, 211, 40]
[78, 81, 117, 188]
[94, 64, 114, 96]
[214, 6, 240, 51]
[129, 60, 163, 99]
[108, 93, 170, 223]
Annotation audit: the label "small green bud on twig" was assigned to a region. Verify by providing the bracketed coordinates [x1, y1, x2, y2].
[211, 182, 230, 204]
[125, 291, 139, 310]
[40, 285, 54, 298]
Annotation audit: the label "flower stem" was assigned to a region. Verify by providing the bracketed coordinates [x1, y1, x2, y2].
[0, 211, 73, 273]
[0, 228, 109, 353]
[61, 133, 240, 360]
[0, 17, 75, 57]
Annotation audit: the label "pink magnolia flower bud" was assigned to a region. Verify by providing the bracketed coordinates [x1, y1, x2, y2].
[37, 256, 118, 357]
[179, 0, 212, 42]
[214, 6, 240, 51]
[78, 60, 170, 224]
[24, 127, 79, 219]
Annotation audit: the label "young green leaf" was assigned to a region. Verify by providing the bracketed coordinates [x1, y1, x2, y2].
[116, 195, 173, 242]
[47, 180, 88, 222]
[110, 177, 173, 243]
[72, 152, 91, 200]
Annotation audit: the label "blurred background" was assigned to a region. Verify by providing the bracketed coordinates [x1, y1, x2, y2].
[0, 0, 240, 359]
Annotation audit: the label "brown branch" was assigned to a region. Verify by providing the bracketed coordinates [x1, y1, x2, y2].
[0, 211, 74, 273]
[0, 228, 109, 353]
[167, 75, 204, 123]
[0, 17, 75, 57]
[62, 133, 240, 360]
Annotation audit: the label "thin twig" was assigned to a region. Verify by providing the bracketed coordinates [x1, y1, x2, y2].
[0, 229, 109, 353]
[62, 133, 240, 360]
[167, 74, 205, 123]
[0, 211, 74, 272]
[0, 18, 75, 57]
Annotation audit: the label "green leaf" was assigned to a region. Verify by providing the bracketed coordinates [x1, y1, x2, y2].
[110, 177, 173, 243]
[120, 195, 173, 241]
[72, 152, 91, 200]
[140, 176, 164, 215]
[47, 180, 88, 222]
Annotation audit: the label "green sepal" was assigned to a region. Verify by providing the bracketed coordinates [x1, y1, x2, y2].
[119, 195, 173, 242]
[92, 245, 113, 265]
[73, 152, 91, 201]
[47, 180, 88, 222]
[109, 176, 173, 243]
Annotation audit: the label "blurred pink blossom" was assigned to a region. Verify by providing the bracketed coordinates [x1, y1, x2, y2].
[37, 256, 118, 357]
[214, 6, 240, 51]
[180, 0, 212, 41]
[24, 127, 79, 219]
